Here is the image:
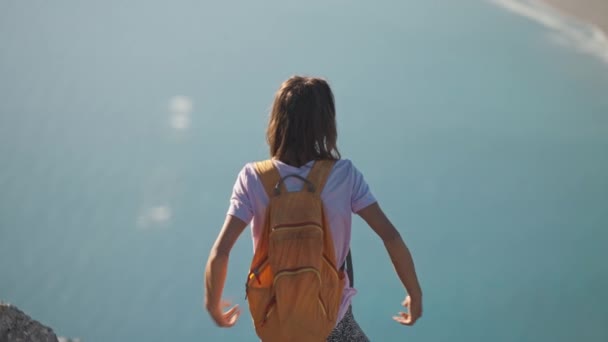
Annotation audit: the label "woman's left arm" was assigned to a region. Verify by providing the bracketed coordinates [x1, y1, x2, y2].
[204, 214, 248, 327]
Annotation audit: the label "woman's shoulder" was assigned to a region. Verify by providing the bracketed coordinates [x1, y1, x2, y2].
[232, 161, 262, 185]
[333, 158, 366, 176]
[237, 158, 362, 178]
[335, 158, 354, 167]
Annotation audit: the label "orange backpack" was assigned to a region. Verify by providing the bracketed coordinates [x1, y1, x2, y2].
[245, 159, 345, 342]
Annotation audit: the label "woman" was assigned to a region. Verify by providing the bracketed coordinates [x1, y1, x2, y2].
[205, 76, 423, 341]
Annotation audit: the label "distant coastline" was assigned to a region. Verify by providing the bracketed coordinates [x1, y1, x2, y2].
[491, 0, 608, 64]
[542, 0, 608, 35]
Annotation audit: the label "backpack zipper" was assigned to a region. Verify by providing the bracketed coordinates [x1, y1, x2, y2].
[272, 267, 321, 287]
[273, 221, 322, 230]
[318, 297, 328, 318]
[245, 259, 268, 299]
[322, 255, 339, 275]
[246, 256, 338, 298]
[260, 297, 276, 327]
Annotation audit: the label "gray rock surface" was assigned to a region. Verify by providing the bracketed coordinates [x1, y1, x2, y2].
[0, 302, 58, 342]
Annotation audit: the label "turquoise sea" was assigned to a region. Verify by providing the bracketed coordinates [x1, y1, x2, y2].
[1, 0, 607, 341]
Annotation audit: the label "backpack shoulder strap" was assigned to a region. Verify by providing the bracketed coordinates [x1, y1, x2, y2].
[346, 250, 354, 287]
[253, 159, 281, 199]
[340, 249, 355, 287]
[306, 159, 336, 194]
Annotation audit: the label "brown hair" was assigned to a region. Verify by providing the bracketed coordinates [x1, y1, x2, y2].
[266, 76, 341, 167]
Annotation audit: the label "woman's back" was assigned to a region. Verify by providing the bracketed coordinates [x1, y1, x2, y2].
[227, 158, 377, 323]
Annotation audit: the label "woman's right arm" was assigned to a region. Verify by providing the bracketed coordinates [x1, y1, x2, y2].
[357, 202, 423, 325]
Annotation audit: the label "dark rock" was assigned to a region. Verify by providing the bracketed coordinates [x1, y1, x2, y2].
[0, 302, 58, 342]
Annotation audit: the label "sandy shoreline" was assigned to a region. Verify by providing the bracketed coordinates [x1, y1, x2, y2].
[542, 0, 608, 34]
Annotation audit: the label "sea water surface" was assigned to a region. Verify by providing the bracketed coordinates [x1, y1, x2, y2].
[1, 0, 607, 341]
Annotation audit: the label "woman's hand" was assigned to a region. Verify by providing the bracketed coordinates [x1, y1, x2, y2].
[393, 295, 422, 326]
[357, 203, 423, 327]
[204, 216, 248, 328]
[208, 300, 241, 328]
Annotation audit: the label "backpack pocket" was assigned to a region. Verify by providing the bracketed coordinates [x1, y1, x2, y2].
[246, 260, 273, 324]
[269, 223, 324, 271]
[272, 267, 332, 340]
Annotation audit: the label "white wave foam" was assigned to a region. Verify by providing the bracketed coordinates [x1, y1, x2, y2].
[169, 95, 193, 130]
[137, 205, 172, 230]
[490, 0, 608, 64]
